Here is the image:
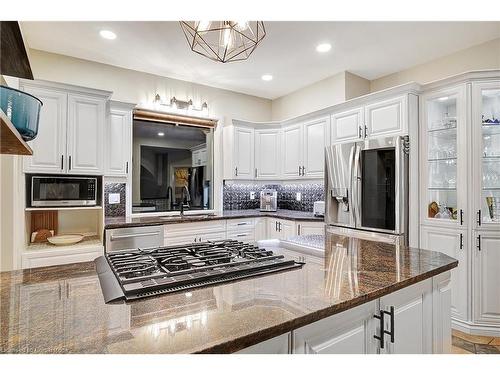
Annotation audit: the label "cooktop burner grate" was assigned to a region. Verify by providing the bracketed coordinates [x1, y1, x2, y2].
[98, 239, 304, 302]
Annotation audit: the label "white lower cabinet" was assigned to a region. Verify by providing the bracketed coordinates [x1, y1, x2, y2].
[473, 230, 500, 326]
[277, 275, 444, 355]
[379, 279, 433, 354]
[420, 226, 469, 322]
[164, 221, 227, 246]
[267, 218, 296, 240]
[294, 300, 378, 354]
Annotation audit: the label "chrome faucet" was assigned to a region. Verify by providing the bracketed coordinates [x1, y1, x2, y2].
[180, 185, 191, 216]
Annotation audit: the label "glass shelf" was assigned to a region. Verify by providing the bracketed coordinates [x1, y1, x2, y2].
[428, 125, 457, 133]
[428, 157, 457, 162]
[428, 187, 457, 191]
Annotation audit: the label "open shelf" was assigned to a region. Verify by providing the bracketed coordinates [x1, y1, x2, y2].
[25, 206, 103, 212]
[0, 109, 33, 155]
[26, 235, 102, 252]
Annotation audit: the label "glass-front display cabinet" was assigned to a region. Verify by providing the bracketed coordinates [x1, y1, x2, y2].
[473, 82, 500, 229]
[421, 86, 467, 227]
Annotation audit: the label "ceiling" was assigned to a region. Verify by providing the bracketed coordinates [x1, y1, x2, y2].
[21, 21, 500, 99]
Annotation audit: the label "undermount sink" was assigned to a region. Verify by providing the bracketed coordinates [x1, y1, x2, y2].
[158, 214, 214, 221]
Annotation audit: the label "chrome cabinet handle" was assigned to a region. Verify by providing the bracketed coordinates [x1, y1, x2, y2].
[298, 165, 301, 176]
[297, 224, 301, 235]
[358, 126, 362, 138]
[110, 231, 160, 241]
[255, 168, 257, 178]
[302, 166, 305, 176]
[364, 125, 368, 138]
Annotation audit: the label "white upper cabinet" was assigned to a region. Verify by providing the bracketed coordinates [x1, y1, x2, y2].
[420, 226, 468, 322]
[420, 86, 468, 229]
[365, 95, 407, 138]
[471, 81, 500, 231]
[20, 80, 110, 176]
[302, 117, 329, 178]
[105, 102, 133, 177]
[67, 94, 105, 174]
[331, 107, 363, 144]
[282, 124, 302, 178]
[473, 230, 500, 326]
[21, 85, 68, 174]
[255, 128, 281, 179]
[233, 126, 254, 179]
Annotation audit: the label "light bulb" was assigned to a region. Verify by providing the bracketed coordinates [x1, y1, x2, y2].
[222, 28, 232, 48]
[234, 20, 248, 31]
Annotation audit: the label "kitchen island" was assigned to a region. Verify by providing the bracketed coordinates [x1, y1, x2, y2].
[0, 232, 457, 354]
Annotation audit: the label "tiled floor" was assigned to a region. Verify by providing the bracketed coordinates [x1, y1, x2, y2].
[451, 329, 500, 354]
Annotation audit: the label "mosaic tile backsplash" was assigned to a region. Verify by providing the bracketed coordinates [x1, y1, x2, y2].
[104, 183, 126, 217]
[223, 183, 324, 212]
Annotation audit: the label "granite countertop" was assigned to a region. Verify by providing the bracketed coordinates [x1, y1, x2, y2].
[0, 233, 457, 354]
[104, 209, 323, 229]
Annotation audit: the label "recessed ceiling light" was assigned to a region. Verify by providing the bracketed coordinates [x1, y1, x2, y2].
[316, 43, 332, 53]
[99, 30, 117, 40]
[261, 74, 273, 81]
[438, 96, 449, 102]
[158, 132, 165, 136]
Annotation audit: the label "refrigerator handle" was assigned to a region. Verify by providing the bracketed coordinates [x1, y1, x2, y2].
[352, 144, 362, 227]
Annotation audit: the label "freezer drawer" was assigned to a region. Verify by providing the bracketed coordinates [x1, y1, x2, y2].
[105, 225, 163, 252]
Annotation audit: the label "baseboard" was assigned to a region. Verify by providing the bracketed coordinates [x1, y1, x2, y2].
[452, 319, 500, 337]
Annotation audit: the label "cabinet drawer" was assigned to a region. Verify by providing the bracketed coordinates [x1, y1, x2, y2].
[164, 220, 227, 238]
[226, 218, 255, 231]
[226, 230, 255, 242]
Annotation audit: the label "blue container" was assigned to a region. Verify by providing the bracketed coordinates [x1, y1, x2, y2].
[0, 85, 43, 141]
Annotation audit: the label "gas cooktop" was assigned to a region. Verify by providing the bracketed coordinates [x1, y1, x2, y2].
[95, 240, 304, 303]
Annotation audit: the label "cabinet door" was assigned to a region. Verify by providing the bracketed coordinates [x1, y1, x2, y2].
[365, 95, 407, 138]
[21, 86, 67, 173]
[471, 81, 500, 231]
[473, 231, 500, 325]
[105, 106, 131, 176]
[331, 107, 363, 144]
[420, 86, 468, 229]
[279, 219, 296, 240]
[267, 219, 280, 240]
[67, 94, 105, 174]
[420, 226, 468, 322]
[282, 124, 302, 178]
[18, 282, 64, 351]
[303, 117, 329, 178]
[192, 149, 201, 167]
[293, 300, 378, 354]
[254, 217, 267, 241]
[297, 221, 325, 236]
[233, 127, 254, 179]
[237, 333, 290, 354]
[379, 279, 432, 354]
[255, 128, 281, 179]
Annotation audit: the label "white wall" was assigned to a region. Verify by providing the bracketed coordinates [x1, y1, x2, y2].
[271, 71, 371, 121]
[271, 72, 346, 121]
[370, 38, 500, 92]
[28, 49, 273, 124]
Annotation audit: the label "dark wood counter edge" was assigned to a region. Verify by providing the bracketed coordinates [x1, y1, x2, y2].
[194, 260, 458, 354]
[104, 212, 323, 229]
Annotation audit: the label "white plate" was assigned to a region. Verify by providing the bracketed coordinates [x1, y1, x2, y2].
[47, 234, 84, 246]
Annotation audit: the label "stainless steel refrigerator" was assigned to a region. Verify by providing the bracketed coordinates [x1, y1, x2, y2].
[325, 135, 410, 244]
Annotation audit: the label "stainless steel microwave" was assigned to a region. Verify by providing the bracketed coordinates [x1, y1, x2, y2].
[29, 175, 98, 207]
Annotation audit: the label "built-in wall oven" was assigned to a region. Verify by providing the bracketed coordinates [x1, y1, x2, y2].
[325, 135, 409, 244]
[28, 175, 100, 207]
